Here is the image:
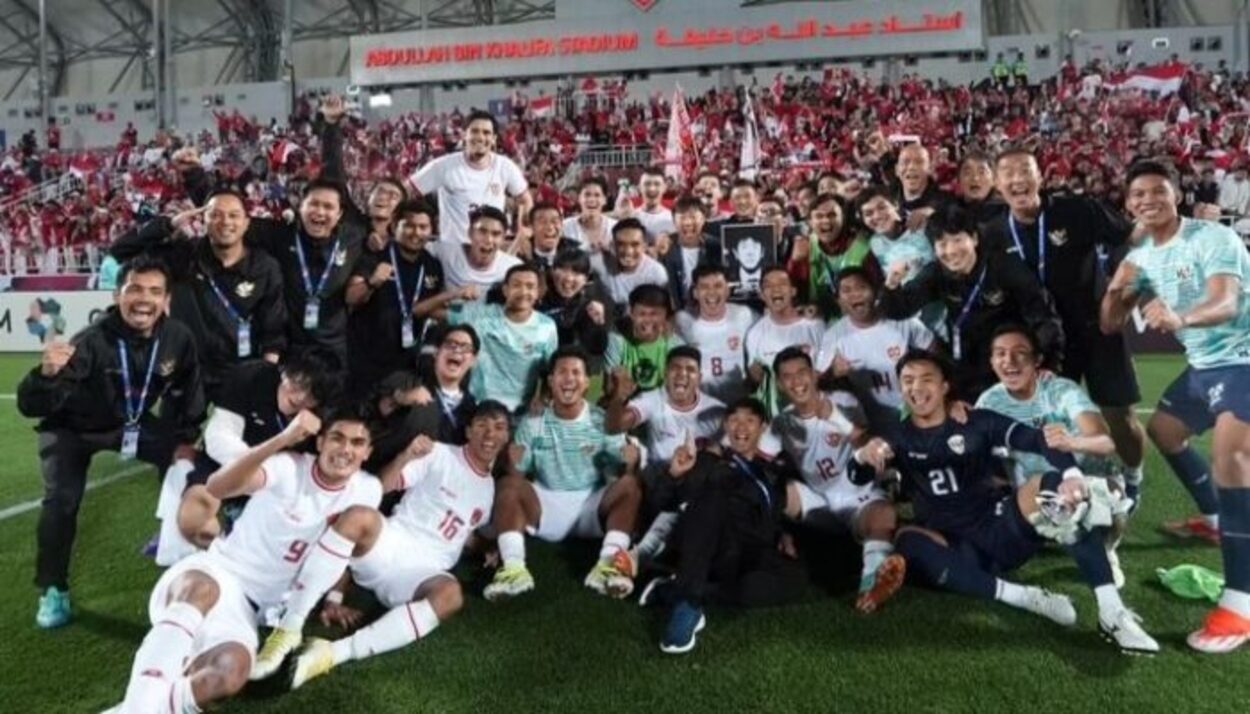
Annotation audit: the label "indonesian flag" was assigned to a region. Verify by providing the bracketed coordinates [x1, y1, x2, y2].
[739, 90, 762, 180]
[1107, 64, 1186, 96]
[664, 85, 696, 182]
[531, 95, 556, 118]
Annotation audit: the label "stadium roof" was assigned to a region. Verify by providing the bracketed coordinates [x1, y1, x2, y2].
[0, 0, 557, 92]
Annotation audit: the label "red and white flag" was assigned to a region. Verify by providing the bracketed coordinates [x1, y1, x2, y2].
[531, 95, 556, 118]
[664, 85, 696, 182]
[1107, 64, 1186, 96]
[739, 89, 762, 180]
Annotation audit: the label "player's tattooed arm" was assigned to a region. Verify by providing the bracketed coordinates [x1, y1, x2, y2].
[206, 409, 321, 499]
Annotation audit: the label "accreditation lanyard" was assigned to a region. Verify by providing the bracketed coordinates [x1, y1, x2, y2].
[730, 454, 773, 511]
[117, 337, 160, 459]
[389, 243, 425, 348]
[205, 275, 252, 358]
[951, 266, 988, 362]
[294, 235, 341, 330]
[1008, 211, 1046, 283]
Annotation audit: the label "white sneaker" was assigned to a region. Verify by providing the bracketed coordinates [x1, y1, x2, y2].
[1100, 607, 1160, 655]
[1020, 587, 1078, 626]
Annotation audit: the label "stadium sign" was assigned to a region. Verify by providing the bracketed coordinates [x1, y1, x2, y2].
[350, 0, 982, 86]
[0, 291, 113, 352]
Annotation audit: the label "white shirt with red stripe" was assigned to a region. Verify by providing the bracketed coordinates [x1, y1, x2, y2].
[208, 452, 382, 609]
[392, 443, 495, 571]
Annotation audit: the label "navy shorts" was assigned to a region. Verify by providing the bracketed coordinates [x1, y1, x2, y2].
[1156, 365, 1250, 435]
[950, 495, 1044, 575]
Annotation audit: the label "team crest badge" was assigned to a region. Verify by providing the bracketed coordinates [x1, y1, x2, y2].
[235, 281, 255, 298]
[333, 248, 347, 267]
[1047, 229, 1068, 246]
[630, 0, 658, 11]
[983, 290, 1005, 307]
[470, 508, 484, 527]
[947, 434, 965, 455]
[824, 432, 844, 447]
[488, 182, 502, 196]
[1177, 266, 1194, 281]
[887, 345, 902, 360]
[728, 336, 741, 351]
[158, 359, 176, 377]
[1208, 382, 1225, 408]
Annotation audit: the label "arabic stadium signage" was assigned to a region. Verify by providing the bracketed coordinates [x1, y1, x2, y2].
[350, 0, 983, 86]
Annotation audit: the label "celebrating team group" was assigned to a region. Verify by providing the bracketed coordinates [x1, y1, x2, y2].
[16, 96, 1250, 713]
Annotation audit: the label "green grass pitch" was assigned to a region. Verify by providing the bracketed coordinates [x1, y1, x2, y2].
[1, 352, 1246, 713]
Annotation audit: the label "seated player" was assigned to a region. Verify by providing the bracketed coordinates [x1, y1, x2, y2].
[976, 324, 1131, 586]
[287, 401, 512, 689]
[816, 267, 934, 428]
[155, 351, 340, 565]
[447, 263, 558, 413]
[106, 407, 381, 712]
[604, 284, 684, 394]
[676, 265, 757, 404]
[858, 350, 1157, 654]
[485, 348, 644, 601]
[771, 347, 904, 613]
[606, 346, 728, 571]
[744, 265, 824, 417]
[639, 399, 805, 655]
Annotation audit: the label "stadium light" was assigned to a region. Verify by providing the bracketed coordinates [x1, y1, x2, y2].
[369, 93, 393, 108]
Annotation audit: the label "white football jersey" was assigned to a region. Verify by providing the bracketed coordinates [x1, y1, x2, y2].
[816, 317, 934, 410]
[675, 304, 756, 404]
[209, 452, 383, 608]
[627, 388, 726, 464]
[392, 443, 496, 570]
[635, 206, 676, 241]
[412, 153, 528, 244]
[772, 392, 863, 493]
[745, 313, 824, 374]
[592, 253, 669, 307]
[427, 240, 521, 298]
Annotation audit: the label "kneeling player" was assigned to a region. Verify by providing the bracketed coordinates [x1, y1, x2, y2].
[486, 348, 644, 600]
[772, 347, 904, 613]
[288, 401, 511, 688]
[861, 351, 1158, 654]
[108, 408, 381, 712]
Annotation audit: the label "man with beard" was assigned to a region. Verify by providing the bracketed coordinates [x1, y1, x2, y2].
[18, 255, 205, 628]
[421, 206, 522, 302]
[410, 110, 532, 244]
[985, 148, 1146, 506]
[111, 189, 286, 400]
[345, 199, 445, 393]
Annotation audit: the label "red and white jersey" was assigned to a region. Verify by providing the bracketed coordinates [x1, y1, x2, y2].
[771, 391, 863, 493]
[816, 317, 934, 410]
[675, 304, 757, 404]
[744, 313, 824, 374]
[392, 443, 495, 571]
[627, 389, 726, 464]
[208, 452, 382, 608]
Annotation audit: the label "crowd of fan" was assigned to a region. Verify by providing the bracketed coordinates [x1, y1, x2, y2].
[3, 56, 1250, 277]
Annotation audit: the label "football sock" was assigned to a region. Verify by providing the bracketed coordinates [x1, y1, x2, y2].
[498, 531, 526, 568]
[332, 600, 439, 664]
[156, 459, 193, 520]
[994, 580, 1031, 608]
[1219, 589, 1250, 620]
[1165, 448, 1219, 516]
[1218, 487, 1250, 597]
[861, 540, 893, 582]
[124, 602, 203, 710]
[1093, 584, 1126, 617]
[895, 530, 995, 600]
[280, 529, 356, 631]
[171, 676, 201, 714]
[1064, 527, 1115, 589]
[599, 530, 631, 562]
[634, 511, 678, 562]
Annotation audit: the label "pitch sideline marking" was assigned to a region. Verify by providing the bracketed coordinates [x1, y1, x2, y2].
[0, 463, 150, 522]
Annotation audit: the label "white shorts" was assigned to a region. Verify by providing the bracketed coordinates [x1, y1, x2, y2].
[528, 485, 606, 542]
[147, 551, 259, 659]
[351, 520, 455, 608]
[793, 480, 886, 533]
